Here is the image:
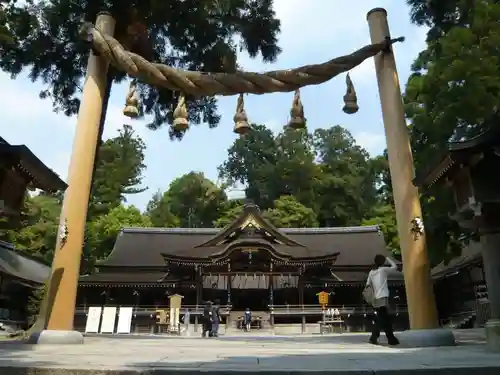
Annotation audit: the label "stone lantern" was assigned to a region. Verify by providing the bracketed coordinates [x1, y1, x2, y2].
[415, 127, 500, 351]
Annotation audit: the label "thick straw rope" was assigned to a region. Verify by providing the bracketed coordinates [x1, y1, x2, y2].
[79, 22, 404, 97]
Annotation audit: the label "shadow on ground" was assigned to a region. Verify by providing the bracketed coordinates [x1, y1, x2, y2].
[0, 330, 496, 375]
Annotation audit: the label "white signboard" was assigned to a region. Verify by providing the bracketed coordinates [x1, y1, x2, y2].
[100, 306, 117, 334]
[84, 306, 102, 333]
[116, 307, 133, 334]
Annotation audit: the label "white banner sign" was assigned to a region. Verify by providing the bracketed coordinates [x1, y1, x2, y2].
[116, 307, 133, 334]
[84, 306, 102, 333]
[100, 306, 117, 334]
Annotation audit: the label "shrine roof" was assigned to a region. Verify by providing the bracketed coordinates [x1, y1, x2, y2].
[0, 240, 50, 286]
[414, 127, 500, 188]
[0, 137, 67, 192]
[98, 203, 387, 268]
[431, 242, 482, 280]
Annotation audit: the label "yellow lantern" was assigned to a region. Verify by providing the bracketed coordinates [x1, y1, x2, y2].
[316, 290, 329, 309]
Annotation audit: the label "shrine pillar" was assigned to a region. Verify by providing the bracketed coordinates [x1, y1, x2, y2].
[28, 11, 115, 344]
[477, 206, 500, 351]
[269, 263, 275, 327]
[367, 8, 438, 330]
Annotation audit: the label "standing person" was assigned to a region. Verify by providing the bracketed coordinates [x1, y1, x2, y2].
[182, 308, 191, 334]
[212, 299, 221, 337]
[365, 254, 400, 346]
[243, 308, 252, 332]
[202, 301, 213, 338]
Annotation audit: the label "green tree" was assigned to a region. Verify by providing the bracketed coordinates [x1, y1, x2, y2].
[219, 124, 378, 227]
[0, 1, 13, 46]
[362, 204, 399, 256]
[162, 172, 227, 228]
[214, 200, 245, 228]
[403, 1, 499, 263]
[273, 127, 318, 209]
[89, 124, 147, 218]
[264, 195, 318, 228]
[88, 205, 152, 261]
[406, 2, 500, 167]
[407, 0, 477, 41]
[312, 126, 377, 227]
[145, 190, 180, 228]
[219, 124, 318, 210]
[1, 193, 62, 263]
[27, 283, 47, 327]
[1, 0, 281, 138]
[218, 124, 278, 209]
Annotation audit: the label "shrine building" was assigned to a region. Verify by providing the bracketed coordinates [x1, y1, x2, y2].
[0, 136, 66, 330]
[76, 203, 407, 333]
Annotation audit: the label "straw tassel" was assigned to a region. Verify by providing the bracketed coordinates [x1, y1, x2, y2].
[123, 80, 140, 118]
[233, 93, 250, 135]
[287, 89, 306, 129]
[342, 73, 359, 114]
[173, 92, 189, 131]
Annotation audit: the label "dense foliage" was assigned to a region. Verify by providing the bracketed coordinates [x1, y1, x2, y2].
[0, 0, 281, 139]
[89, 124, 147, 218]
[404, 0, 498, 262]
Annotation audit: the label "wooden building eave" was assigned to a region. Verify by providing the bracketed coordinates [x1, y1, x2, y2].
[161, 239, 340, 266]
[414, 127, 500, 188]
[79, 282, 179, 288]
[195, 203, 306, 248]
[0, 140, 67, 192]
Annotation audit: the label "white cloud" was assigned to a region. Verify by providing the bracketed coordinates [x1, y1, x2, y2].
[272, 0, 395, 46]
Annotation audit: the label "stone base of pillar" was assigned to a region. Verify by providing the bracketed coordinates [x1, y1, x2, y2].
[485, 319, 500, 351]
[27, 330, 84, 344]
[396, 328, 455, 347]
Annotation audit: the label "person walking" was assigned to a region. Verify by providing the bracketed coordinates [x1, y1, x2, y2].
[243, 308, 252, 332]
[182, 308, 191, 334]
[202, 301, 213, 338]
[365, 254, 400, 346]
[212, 299, 221, 337]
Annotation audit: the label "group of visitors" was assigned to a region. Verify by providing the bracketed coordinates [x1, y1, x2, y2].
[364, 254, 400, 346]
[201, 299, 221, 338]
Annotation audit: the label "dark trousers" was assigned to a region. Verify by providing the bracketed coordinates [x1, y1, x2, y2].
[202, 322, 212, 337]
[212, 320, 219, 337]
[370, 306, 398, 343]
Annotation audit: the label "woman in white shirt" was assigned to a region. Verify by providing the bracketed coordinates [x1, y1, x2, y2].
[366, 254, 400, 346]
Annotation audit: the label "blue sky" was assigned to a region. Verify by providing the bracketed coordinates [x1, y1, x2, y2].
[0, 0, 427, 211]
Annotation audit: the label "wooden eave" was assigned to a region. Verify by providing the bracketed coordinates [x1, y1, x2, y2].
[0, 142, 67, 192]
[414, 127, 500, 188]
[161, 241, 340, 267]
[195, 203, 306, 248]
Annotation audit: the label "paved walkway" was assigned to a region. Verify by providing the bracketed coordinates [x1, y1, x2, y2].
[0, 330, 499, 374]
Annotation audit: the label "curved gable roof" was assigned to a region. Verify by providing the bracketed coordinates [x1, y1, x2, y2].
[99, 225, 386, 268]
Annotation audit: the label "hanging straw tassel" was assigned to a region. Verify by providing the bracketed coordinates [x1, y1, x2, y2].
[287, 89, 306, 129]
[123, 80, 140, 118]
[173, 92, 189, 131]
[342, 73, 359, 114]
[233, 93, 250, 135]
